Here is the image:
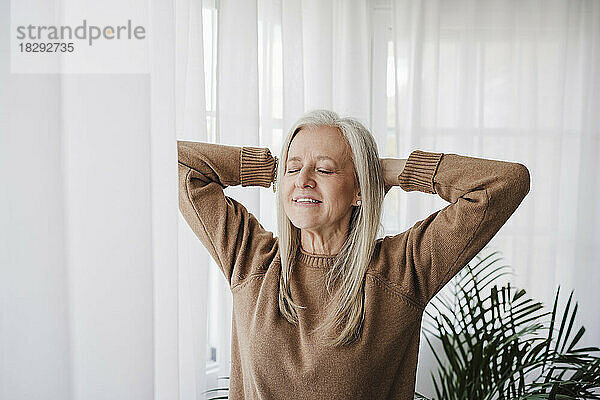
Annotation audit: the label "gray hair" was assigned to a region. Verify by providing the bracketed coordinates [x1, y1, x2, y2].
[275, 109, 386, 347]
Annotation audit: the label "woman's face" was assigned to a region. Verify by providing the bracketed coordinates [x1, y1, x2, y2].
[281, 126, 360, 236]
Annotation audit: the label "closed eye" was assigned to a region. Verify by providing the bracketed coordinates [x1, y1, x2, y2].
[286, 169, 333, 174]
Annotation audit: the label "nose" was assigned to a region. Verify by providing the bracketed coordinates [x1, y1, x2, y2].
[295, 168, 316, 188]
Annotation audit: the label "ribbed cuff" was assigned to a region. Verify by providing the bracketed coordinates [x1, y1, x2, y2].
[240, 147, 276, 188]
[398, 150, 444, 194]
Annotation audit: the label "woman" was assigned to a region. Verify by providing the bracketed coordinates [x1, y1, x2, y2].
[178, 109, 530, 400]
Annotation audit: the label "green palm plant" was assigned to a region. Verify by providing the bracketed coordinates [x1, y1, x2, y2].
[421, 247, 600, 400]
[204, 248, 600, 400]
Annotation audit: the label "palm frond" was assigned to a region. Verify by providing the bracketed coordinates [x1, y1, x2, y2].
[422, 248, 600, 400]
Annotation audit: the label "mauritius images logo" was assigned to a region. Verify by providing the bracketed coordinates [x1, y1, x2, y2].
[15, 19, 146, 46]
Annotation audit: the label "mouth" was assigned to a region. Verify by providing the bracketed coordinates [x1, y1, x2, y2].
[292, 198, 322, 206]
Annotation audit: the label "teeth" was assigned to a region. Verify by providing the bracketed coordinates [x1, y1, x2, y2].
[296, 198, 319, 203]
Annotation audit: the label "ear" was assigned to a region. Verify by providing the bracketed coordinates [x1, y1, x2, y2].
[355, 191, 361, 206]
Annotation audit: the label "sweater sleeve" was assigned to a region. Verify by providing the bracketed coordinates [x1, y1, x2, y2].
[177, 140, 278, 287]
[379, 150, 530, 307]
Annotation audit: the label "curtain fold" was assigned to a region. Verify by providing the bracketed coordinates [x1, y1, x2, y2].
[175, 0, 209, 398]
[281, 0, 305, 133]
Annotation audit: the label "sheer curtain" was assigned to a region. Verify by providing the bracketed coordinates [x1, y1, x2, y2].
[2, 0, 179, 398]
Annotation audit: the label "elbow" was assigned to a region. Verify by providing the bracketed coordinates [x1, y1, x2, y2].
[515, 163, 531, 197]
[178, 162, 192, 200]
[506, 163, 530, 204]
[177, 140, 188, 165]
[177, 140, 196, 167]
[488, 163, 530, 222]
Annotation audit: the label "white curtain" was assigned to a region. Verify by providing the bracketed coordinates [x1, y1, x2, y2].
[1, 0, 179, 398]
[2, 0, 599, 399]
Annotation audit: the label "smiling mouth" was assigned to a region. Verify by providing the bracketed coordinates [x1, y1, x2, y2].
[293, 199, 322, 205]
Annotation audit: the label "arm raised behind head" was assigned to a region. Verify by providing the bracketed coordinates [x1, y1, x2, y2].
[377, 150, 530, 307]
[177, 140, 278, 287]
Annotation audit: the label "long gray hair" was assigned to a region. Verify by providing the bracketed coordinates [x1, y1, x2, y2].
[275, 109, 385, 347]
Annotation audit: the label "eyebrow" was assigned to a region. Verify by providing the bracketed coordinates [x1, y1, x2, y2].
[287, 155, 338, 164]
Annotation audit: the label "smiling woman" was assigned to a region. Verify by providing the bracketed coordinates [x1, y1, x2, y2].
[177, 109, 530, 399]
[275, 111, 388, 351]
[282, 126, 361, 254]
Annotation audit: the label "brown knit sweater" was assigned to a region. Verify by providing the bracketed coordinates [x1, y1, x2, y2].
[177, 140, 530, 400]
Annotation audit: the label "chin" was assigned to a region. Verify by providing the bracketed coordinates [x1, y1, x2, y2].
[289, 220, 312, 230]
[288, 217, 320, 230]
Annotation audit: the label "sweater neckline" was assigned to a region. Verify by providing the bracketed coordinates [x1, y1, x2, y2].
[296, 246, 336, 269]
